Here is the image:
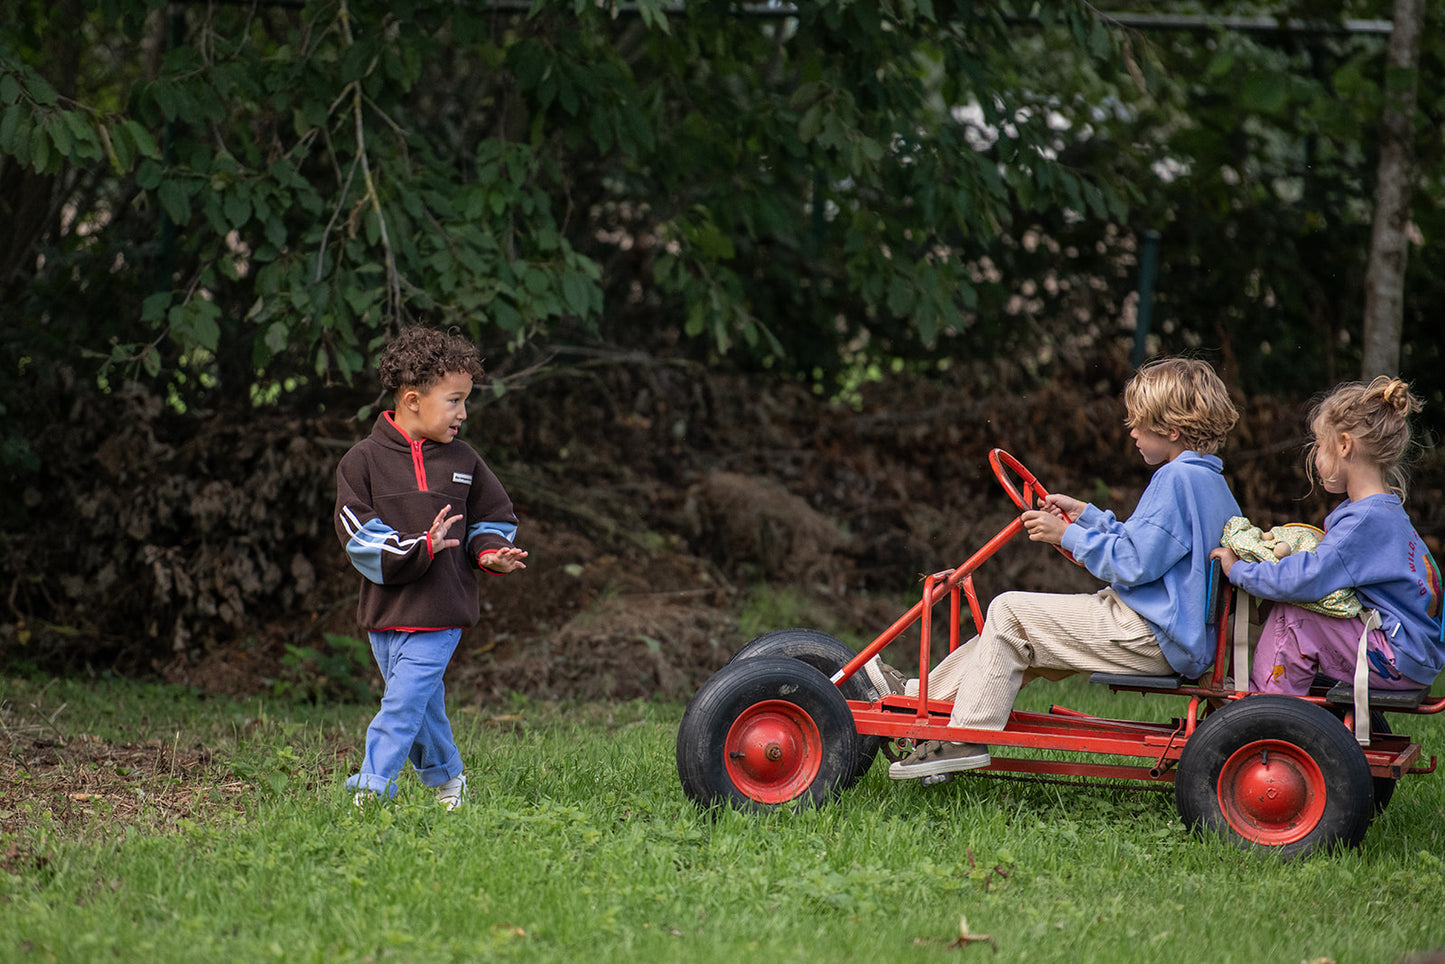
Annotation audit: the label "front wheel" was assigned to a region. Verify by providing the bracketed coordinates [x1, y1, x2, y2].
[677, 657, 860, 811]
[730, 628, 882, 781]
[1175, 696, 1374, 859]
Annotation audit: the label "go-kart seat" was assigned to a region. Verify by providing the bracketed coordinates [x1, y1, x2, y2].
[1322, 682, 1431, 711]
[1087, 672, 1183, 690]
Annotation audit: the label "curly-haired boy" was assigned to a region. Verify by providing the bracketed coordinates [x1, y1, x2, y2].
[335, 326, 527, 807]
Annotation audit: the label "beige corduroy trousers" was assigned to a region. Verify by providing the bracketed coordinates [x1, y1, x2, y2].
[905, 587, 1174, 732]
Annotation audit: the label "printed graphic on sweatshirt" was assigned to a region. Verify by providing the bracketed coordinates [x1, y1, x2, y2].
[1418, 542, 1443, 621]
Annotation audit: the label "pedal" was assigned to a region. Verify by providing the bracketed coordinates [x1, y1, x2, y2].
[920, 772, 955, 788]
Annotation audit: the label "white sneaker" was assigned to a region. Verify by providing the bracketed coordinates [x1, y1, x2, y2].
[436, 775, 467, 810]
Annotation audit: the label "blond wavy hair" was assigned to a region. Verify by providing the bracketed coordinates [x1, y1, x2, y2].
[1122, 357, 1239, 455]
[1308, 375, 1423, 500]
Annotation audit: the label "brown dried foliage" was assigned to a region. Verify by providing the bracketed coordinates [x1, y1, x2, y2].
[4, 347, 1441, 705]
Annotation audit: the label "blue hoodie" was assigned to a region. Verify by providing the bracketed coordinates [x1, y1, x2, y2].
[1061, 452, 1241, 679]
[1228, 494, 1444, 686]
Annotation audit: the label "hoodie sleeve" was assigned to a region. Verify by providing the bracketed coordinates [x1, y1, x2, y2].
[335, 451, 435, 586]
[1062, 475, 1191, 587]
[463, 455, 519, 571]
[1229, 510, 1362, 602]
[1064, 512, 1190, 587]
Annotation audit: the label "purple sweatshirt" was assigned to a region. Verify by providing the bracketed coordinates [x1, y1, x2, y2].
[1227, 494, 1443, 686]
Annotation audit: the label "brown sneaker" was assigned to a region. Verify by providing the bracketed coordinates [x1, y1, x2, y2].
[864, 656, 910, 697]
[887, 740, 990, 780]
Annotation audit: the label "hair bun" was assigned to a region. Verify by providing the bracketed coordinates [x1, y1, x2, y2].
[1375, 376, 1422, 417]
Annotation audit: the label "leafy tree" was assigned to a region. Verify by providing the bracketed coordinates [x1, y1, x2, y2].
[2, 0, 1142, 668]
[0, 0, 1126, 422]
[947, 1, 1444, 418]
[3, 0, 1441, 440]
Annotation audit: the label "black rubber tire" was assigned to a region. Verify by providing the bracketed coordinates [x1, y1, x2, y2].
[1322, 705, 1397, 813]
[1175, 695, 1374, 859]
[1370, 713, 1397, 813]
[676, 657, 860, 812]
[729, 628, 882, 781]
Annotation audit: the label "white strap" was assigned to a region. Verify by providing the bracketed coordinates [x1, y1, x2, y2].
[1232, 592, 1253, 693]
[1353, 609, 1382, 745]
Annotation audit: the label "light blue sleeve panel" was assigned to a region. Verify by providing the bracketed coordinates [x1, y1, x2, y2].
[468, 519, 518, 545]
[340, 509, 425, 585]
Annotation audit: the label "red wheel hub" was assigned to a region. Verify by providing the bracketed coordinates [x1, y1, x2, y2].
[723, 700, 821, 804]
[1217, 740, 1327, 845]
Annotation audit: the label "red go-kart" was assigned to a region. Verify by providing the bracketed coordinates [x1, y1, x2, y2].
[676, 450, 1443, 858]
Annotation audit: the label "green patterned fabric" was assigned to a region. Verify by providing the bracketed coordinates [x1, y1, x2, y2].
[1220, 516, 1362, 619]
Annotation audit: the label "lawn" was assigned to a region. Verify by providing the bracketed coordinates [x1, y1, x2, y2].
[2, 673, 1443, 963]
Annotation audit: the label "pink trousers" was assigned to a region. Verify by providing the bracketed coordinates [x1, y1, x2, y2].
[1249, 603, 1426, 694]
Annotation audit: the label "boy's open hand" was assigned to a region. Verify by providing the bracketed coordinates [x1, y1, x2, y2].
[480, 547, 529, 573]
[429, 505, 464, 553]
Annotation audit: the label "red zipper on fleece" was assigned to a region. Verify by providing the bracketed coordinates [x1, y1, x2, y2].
[409, 438, 428, 491]
[385, 412, 430, 491]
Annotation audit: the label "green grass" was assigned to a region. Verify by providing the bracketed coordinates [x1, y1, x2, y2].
[2, 675, 1444, 963]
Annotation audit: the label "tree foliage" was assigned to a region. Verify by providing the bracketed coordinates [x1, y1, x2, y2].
[0, 1, 1127, 419]
[1024, 1, 1444, 401]
[2, 0, 1442, 449]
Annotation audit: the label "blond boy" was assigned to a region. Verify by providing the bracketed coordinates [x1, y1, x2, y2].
[892, 358, 1240, 779]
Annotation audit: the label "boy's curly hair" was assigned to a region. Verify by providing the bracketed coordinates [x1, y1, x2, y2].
[377, 326, 485, 395]
[1123, 357, 1239, 455]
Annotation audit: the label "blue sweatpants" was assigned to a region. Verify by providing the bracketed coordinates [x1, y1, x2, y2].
[346, 628, 464, 797]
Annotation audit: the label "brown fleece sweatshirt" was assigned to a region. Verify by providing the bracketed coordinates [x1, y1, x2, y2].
[334, 412, 518, 631]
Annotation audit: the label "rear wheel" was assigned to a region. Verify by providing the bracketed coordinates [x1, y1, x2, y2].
[676, 657, 860, 811]
[1175, 696, 1374, 859]
[730, 628, 882, 782]
[1368, 713, 1397, 813]
[1320, 704, 1396, 813]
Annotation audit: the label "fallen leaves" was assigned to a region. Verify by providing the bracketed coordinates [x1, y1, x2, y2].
[914, 915, 999, 953]
[948, 917, 999, 952]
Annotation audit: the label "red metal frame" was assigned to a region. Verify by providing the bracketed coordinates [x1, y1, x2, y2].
[830, 449, 1442, 787]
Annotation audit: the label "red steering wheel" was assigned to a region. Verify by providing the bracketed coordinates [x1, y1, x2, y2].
[989, 449, 1078, 564]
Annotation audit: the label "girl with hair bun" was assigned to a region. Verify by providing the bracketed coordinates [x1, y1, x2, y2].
[1213, 376, 1444, 694]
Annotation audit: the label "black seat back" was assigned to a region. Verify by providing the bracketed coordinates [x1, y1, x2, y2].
[1206, 556, 1227, 626]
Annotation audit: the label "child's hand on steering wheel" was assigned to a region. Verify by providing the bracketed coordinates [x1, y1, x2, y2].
[1022, 508, 1071, 546]
[1040, 492, 1085, 519]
